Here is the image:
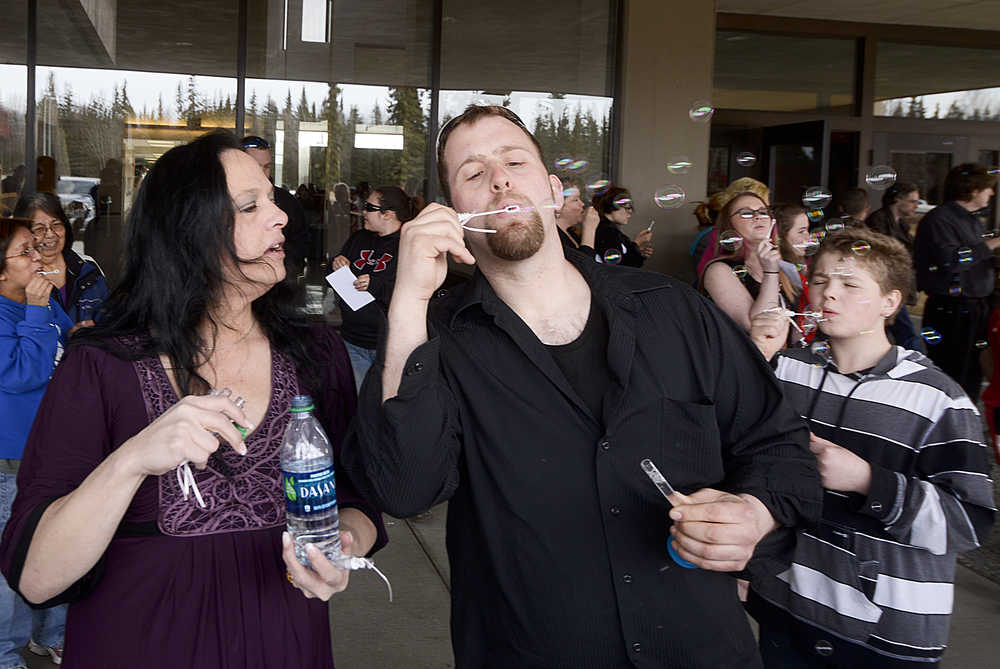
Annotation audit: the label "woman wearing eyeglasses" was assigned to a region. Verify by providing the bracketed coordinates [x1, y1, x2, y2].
[13, 193, 109, 328]
[330, 186, 416, 392]
[700, 192, 795, 332]
[592, 186, 654, 267]
[0, 217, 73, 667]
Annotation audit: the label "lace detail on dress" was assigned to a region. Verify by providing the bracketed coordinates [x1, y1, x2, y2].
[130, 346, 299, 537]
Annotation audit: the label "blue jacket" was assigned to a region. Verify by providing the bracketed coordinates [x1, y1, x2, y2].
[57, 250, 109, 324]
[0, 294, 73, 459]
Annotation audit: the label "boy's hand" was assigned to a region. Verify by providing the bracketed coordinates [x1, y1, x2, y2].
[809, 433, 872, 494]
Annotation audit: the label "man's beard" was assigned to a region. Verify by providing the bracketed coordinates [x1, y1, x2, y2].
[486, 207, 546, 261]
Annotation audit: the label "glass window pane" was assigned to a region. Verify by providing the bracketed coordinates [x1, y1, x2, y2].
[245, 1, 433, 307]
[438, 1, 616, 203]
[36, 1, 240, 286]
[714, 31, 856, 113]
[875, 43, 1000, 119]
[0, 2, 26, 213]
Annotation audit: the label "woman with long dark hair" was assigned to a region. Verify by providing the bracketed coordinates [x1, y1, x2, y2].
[0, 131, 385, 668]
[331, 185, 414, 391]
[13, 192, 108, 326]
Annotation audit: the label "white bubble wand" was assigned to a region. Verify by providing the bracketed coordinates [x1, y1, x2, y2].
[457, 205, 524, 233]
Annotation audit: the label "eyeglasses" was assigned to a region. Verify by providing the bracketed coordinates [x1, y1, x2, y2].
[613, 200, 634, 212]
[241, 136, 271, 150]
[30, 219, 65, 235]
[362, 201, 391, 213]
[733, 207, 772, 220]
[4, 244, 42, 260]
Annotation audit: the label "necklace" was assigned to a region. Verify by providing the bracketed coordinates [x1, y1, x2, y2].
[202, 321, 258, 351]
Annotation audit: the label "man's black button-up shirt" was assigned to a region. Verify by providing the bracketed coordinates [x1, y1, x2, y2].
[343, 254, 821, 668]
[914, 200, 995, 298]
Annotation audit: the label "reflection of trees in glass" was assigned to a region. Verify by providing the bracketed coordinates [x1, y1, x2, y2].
[532, 96, 609, 192]
[387, 87, 427, 195]
[878, 91, 1000, 121]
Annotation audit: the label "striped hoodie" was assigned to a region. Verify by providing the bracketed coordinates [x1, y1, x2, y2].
[749, 345, 996, 666]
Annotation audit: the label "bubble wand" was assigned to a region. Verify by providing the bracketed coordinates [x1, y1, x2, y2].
[456, 205, 524, 233]
[640, 459, 698, 569]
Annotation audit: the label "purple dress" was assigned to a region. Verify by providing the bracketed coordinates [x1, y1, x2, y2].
[0, 327, 385, 668]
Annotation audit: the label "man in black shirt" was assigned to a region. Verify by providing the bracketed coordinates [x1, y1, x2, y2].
[342, 106, 821, 668]
[914, 164, 999, 398]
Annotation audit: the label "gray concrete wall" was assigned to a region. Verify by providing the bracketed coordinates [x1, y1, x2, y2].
[618, 0, 716, 283]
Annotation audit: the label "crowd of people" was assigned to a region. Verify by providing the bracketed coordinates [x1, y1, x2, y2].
[0, 104, 994, 668]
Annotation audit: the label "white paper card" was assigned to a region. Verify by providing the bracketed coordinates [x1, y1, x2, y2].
[326, 266, 375, 311]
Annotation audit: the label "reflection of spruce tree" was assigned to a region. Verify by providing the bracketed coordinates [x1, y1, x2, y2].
[345, 105, 362, 184]
[282, 91, 298, 188]
[156, 93, 165, 121]
[945, 100, 965, 119]
[321, 84, 343, 194]
[247, 91, 259, 134]
[387, 87, 427, 193]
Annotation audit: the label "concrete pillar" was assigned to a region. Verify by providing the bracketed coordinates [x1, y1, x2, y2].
[618, 0, 716, 282]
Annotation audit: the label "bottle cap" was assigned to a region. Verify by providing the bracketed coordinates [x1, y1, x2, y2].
[290, 394, 315, 413]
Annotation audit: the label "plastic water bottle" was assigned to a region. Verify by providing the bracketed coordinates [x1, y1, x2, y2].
[281, 394, 343, 566]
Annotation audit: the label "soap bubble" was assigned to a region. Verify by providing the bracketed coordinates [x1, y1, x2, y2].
[689, 100, 714, 123]
[736, 152, 757, 167]
[851, 241, 871, 256]
[802, 187, 833, 209]
[928, 264, 939, 272]
[568, 159, 589, 172]
[554, 156, 572, 169]
[731, 264, 748, 279]
[666, 157, 692, 175]
[983, 230, 998, 239]
[865, 165, 897, 190]
[719, 231, 743, 252]
[653, 185, 686, 209]
[975, 339, 989, 350]
[810, 340, 830, 356]
[585, 176, 611, 196]
[806, 209, 825, 223]
[803, 321, 818, 336]
[613, 195, 633, 209]
[949, 284, 963, 296]
[921, 327, 942, 345]
[562, 186, 580, 198]
[798, 237, 821, 256]
[825, 219, 846, 232]
[603, 249, 622, 265]
[957, 247, 973, 264]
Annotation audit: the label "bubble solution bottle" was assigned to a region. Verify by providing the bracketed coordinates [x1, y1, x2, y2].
[281, 394, 344, 566]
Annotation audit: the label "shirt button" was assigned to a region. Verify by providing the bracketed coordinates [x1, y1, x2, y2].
[599, 440, 610, 451]
[610, 505, 621, 516]
[632, 642, 642, 653]
[435, 289, 449, 298]
[870, 501, 882, 513]
[814, 640, 833, 657]
[622, 574, 632, 584]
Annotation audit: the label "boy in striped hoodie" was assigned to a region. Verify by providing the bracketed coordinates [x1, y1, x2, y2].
[748, 228, 995, 667]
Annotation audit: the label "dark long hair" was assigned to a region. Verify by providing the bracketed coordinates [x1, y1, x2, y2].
[74, 130, 324, 396]
[372, 185, 417, 223]
[12, 192, 74, 259]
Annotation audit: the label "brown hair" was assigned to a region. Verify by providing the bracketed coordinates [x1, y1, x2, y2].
[944, 163, 998, 203]
[809, 227, 912, 312]
[772, 203, 807, 262]
[713, 191, 767, 258]
[0, 217, 34, 275]
[838, 188, 869, 218]
[594, 185, 632, 215]
[436, 105, 545, 205]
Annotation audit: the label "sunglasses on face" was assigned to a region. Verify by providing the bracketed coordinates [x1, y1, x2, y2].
[241, 136, 271, 150]
[733, 207, 772, 220]
[362, 201, 390, 213]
